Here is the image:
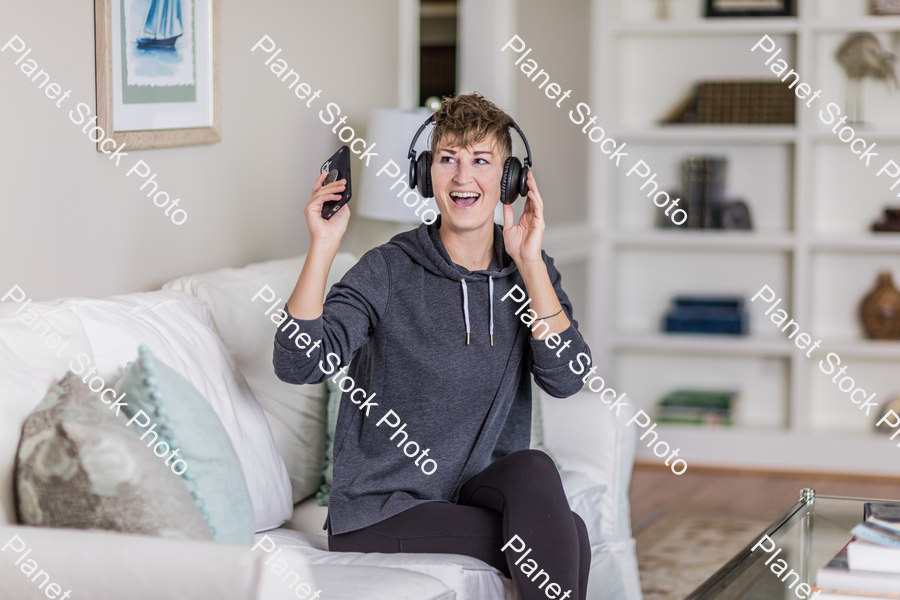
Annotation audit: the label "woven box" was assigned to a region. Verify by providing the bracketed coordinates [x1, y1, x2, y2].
[872, 0, 900, 15]
[663, 81, 796, 125]
[695, 81, 795, 124]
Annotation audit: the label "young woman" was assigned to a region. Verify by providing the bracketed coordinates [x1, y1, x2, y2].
[274, 93, 592, 600]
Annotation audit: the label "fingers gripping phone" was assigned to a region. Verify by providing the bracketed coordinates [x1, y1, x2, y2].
[321, 146, 352, 220]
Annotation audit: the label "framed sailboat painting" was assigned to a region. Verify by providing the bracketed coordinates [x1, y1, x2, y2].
[94, 0, 221, 149]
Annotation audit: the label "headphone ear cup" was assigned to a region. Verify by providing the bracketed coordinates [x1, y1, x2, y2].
[416, 151, 433, 198]
[408, 156, 418, 190]
[501, 157, 522, 205]
[424, 152, 433, 198]
[518, 165, 530, 198]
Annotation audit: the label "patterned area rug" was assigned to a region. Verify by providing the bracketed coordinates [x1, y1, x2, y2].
[635, 511, 774, 600]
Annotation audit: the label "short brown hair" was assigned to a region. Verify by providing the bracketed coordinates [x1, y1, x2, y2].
[430, 93, 512, 161]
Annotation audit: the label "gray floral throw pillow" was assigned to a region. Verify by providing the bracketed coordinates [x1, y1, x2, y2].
[15, 372, 212, 540]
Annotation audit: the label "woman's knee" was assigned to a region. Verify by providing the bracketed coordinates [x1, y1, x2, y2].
[461, 449, 563, 504]
[487, 449, 563, 497]
[505, 448, 559, 478]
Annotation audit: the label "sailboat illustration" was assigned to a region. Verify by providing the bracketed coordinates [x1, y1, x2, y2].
[137, 0, 183, 50]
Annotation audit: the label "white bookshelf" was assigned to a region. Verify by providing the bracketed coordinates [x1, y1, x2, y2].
[587, 0, 900, 475]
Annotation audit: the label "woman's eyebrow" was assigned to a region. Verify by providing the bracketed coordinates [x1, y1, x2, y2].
[439, 147, 493, 156]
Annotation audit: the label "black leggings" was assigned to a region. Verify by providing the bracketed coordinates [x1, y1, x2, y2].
[328, 449, 590, 600]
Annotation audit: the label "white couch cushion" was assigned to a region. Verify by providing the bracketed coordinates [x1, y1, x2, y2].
[310, 565, 455, 600]
[0, 290, 292, 532]
[0, 525, 265, 600]
[261, 528, 514, 600]
[164, 253, 357, 503]
[284, 496, 330, 546]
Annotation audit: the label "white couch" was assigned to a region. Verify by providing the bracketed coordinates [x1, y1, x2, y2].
[0, 253, 641, 600]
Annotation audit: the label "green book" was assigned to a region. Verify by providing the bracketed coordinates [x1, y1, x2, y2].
[659, 389, 736, 410]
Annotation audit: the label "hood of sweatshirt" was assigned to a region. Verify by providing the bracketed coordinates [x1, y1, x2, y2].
[387, 215, 519, 280]
[386, 215, 520, 344]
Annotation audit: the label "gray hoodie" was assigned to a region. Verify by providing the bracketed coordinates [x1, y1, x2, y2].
[273, 216, 590, 535]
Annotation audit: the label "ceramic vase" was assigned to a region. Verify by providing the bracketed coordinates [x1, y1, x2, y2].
[860, 271, 900, 340]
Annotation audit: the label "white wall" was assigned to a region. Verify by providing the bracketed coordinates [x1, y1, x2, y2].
[1, 0, 401, 300]
[515, 0, 590, 226]
[458, 0, 516, 113]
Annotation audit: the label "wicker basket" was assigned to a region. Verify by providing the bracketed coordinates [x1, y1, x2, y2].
[662, 81, 796, 125]
[872, 0, 900, 15]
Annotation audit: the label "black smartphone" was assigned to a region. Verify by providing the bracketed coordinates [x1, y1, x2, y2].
[320, 146, 352, 220]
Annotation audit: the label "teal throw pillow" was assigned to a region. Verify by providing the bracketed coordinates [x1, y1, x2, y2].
[316, 377, 343, 506]
[530, 380, 559, 468]
[113, 345, 255, 545]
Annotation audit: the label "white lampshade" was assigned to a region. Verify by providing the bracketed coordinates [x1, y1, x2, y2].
[357, 108, 433, 223]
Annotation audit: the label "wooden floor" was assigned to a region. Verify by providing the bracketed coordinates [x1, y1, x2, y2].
[629, 462, 900, 531]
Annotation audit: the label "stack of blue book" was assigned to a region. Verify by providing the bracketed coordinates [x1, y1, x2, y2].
[662, 296, 748, 335]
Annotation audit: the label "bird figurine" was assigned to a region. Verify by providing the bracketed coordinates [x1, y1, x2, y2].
[835, 32, 898, 124]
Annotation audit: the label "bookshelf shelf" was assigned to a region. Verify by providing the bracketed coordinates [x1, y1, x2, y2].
[616, 126, 798, 145]
[610, 18, 799, 36]
[809, 236, 900, 252]
[613, 231, 795, 251]
[810, 17, 900, 32]
[808, 339, 900, 360]
[612, 333, 793, 357]
[634, 426, 898, 473]
[810, 130, 900, 144]
[593, 0, 900, 475]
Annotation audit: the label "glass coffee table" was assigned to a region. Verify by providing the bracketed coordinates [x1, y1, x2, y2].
[685, 488, 900, 600]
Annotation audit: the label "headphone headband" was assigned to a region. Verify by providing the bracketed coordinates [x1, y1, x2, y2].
[407, 113, 533, 167]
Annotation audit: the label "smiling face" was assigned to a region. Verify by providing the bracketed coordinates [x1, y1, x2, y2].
[431, 134, 506, 234]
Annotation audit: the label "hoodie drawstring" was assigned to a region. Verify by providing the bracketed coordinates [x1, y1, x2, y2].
[489, 277, 494, 346]
[461, 277, 495, 346]
[461, 279, 471, 345]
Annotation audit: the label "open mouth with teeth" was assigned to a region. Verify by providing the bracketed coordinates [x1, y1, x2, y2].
[449, 191, 481, 208]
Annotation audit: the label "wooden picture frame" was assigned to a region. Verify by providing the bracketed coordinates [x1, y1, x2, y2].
[705, 0, 793, 17]
[94, 0, 221, 150]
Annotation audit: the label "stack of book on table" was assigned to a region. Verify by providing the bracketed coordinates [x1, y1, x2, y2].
[656, 389, 737, 426]
[815, 502, 900, 599]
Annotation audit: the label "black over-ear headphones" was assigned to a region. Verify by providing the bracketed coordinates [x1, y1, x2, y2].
[407, 114, 533, 205]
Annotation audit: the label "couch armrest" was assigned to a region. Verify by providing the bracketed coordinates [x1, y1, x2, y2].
[540, 390, 637, 544]
[541, 392, 643, 600]
[0, 525, 315, 600]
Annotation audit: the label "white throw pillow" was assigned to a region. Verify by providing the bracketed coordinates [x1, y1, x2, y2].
[164, 253, 358, 503]
[0, 290, 292, 532]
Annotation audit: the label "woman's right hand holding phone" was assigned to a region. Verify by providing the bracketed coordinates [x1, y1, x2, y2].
[305, 171, 350, 249]
[288, 172, 350, 320]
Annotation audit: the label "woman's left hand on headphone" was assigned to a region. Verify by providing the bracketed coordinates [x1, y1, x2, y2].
[503, 171, 545, 268]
